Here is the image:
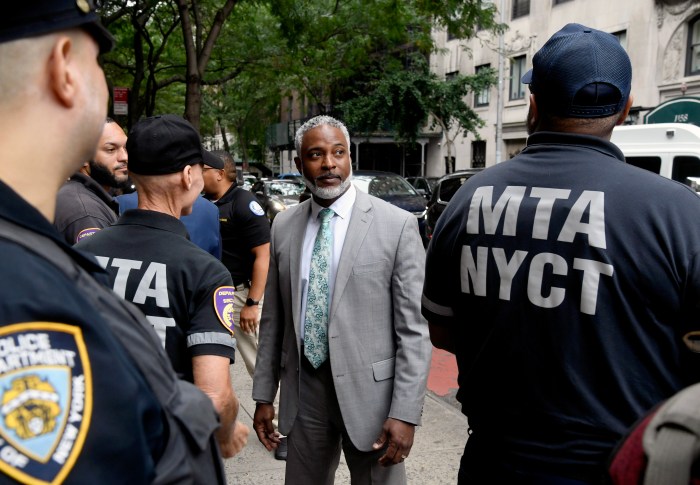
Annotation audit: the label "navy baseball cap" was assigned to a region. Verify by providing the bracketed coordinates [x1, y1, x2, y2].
[127, 115, 207, 176]
[521, 23, 631, 118]
[1, 1, 114, 54]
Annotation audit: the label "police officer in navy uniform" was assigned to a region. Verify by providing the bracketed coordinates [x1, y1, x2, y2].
[77, 114, 249, 458]
[423, 24, 700, 484]
[0, 3, 224, 484]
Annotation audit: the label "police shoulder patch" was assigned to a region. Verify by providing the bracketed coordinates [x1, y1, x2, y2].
[212, 286, 236, 335]
[0, 322, 92, 485]
[75, 228, 100, 243]
[249, 201, 264, 217]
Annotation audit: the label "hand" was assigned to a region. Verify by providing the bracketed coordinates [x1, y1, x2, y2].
[239, 304, 259, 334]
[253, 402, 281, 451]
[220, 421, 250, 458]
[372, 418, 415, 467]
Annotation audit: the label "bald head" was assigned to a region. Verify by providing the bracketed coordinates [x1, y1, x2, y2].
[0, 29, 108, 220]
[0, 34, 56, 109]
[130, 163, 205, 218]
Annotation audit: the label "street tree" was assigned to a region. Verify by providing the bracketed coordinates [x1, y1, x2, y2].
[99, 0, 503, 161]
[269, 0, 503, 150]
[175, 0, 238, 130]
[340, 53, 497, 164]
[200, 1, 291, 162]
[101, 0, 183, 128]
[102, 0, 242, 130]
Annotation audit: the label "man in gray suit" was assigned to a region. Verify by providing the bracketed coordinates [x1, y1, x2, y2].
[253, 115, 431, 484]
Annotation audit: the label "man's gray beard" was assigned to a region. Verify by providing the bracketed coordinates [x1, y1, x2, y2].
[303, 169, 353, 200]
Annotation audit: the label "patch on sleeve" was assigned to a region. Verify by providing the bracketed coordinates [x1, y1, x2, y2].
[249, 201, 265, 217]
[0, 322, 92, 485]
[213, 286, 236, 335]
[75, 228, 100, 243]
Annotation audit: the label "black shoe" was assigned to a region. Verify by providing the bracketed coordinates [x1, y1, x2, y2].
[274, 437, 287, 461]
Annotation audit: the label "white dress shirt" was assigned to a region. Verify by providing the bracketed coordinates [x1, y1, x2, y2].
[299, 184, 356, 339]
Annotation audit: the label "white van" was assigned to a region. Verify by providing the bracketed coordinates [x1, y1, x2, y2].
[610, 123, 700, 192]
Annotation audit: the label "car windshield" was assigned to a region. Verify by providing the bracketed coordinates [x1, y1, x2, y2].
[267, 181, 305, 196]
[353, 175, 419, 197]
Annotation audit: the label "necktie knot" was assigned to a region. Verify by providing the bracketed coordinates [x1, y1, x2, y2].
[319, 208, 334, 223]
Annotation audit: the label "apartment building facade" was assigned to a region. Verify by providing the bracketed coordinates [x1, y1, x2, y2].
[426, 0, 700, 175]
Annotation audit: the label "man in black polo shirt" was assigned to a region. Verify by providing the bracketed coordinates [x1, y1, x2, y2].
[422, 24, 700, 484]
[55, 117, 128, 244]
[203, 150, 270, 379]
[77, 114, 249, 459]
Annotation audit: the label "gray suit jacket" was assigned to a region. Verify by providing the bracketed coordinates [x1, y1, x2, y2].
[253, 189, 431, 451]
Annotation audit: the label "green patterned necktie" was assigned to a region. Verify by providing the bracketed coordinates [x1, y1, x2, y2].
[304, 208, 335, 368]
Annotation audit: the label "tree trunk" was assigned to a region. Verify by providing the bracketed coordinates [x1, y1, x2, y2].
[218, 118, 230, 152]
[175, 0, 237, 133]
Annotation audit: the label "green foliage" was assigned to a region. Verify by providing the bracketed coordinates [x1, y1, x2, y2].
[98, 0, 503, 154]
[341, 54, 497, 143]
[199, 1, 290, 162]
[101, 0, 186, 126]
[415, 0, 503, 40]
[268, 0, 503, 144]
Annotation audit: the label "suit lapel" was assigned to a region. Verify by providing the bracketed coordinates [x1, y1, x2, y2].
[289, 202, 311, 349]
[330, 191, 373, 321]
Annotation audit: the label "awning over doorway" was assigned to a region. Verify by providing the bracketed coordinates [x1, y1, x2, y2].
[644, 96, 700, 125]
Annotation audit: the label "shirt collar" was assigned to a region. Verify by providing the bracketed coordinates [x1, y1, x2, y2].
[211, 181, 238, 205]
[69, 172, 119, 209]
[117, 209, 190, 239]
[310, 183, 356, 220]
[526, 131, 626, 162]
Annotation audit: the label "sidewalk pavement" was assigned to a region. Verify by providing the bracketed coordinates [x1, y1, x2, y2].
[223, 353, 469, 484]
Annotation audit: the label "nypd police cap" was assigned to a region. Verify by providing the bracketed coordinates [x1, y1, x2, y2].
[1, 1, 114, 53]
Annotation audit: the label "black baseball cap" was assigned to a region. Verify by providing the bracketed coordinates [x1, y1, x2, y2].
[521, 23, 632, 118]
[127, 115, 207, 176]
[203, 150, 224, 169]
[1, 1, 115, 54]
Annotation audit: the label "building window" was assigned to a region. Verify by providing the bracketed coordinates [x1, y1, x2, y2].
[511, 0, 530, 19]
[509, 55, 526, 100]
[687, 16, 700, 76]
[472, 141, 486, 168]
[612, 30, 627, 50]
[474, 64, 490, 107]
[446, 71, 459, 81]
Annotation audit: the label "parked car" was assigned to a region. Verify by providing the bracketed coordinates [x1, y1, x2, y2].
[251, 179, 306, 223]
[406, 176, 440, 200]
[351, 170, 429, 245]
[425, 169, 483, 240]
[277, 172, 304, 184]
[241, 173, 257, 191]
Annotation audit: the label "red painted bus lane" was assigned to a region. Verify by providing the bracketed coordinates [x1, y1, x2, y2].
[427, 346, 459, 397]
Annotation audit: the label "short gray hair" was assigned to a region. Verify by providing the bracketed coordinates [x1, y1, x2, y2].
[294, 115, 351, 155]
